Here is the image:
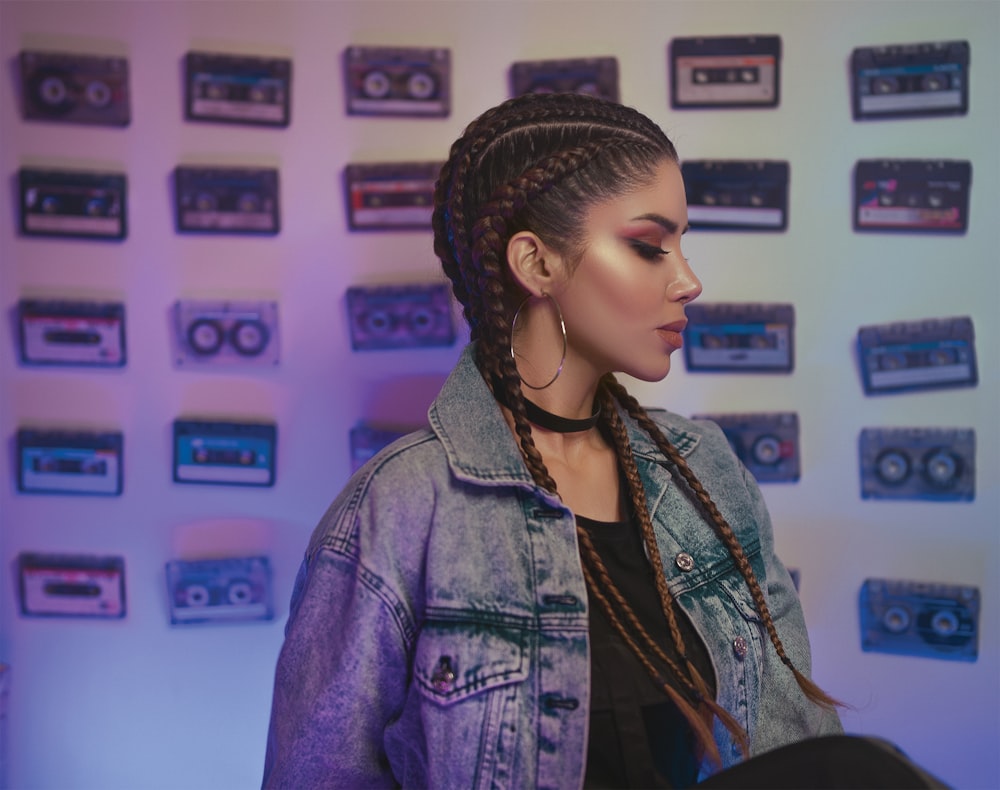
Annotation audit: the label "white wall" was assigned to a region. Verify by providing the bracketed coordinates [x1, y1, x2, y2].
[1, 1, 997, 788]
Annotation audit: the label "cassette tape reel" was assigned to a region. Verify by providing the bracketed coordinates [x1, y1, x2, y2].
[682, 160, 789, 231]
[185, 51, 291, 127]
[859, 427, 974, 501]
[19, 168, 127, 240]
[859, 578, 978, 662]
[18, 299, 126, 367]
[344, 46, 450, 117]
[173, 419, 277, 487]
[684, 303, 794, 373]
[509, 56, 619, 101]
[670, 35, 781, 109]
[174, 166, 280, 234]
[18, 553, 126, 619]
[851, 40, 969, 121]
[693, 412, 799, 483]
[346, 283, 455, 351]
[854, 159, 971, 234]
[17, 428, 123, 496]
[20, 50, 130, 126]
[858, 316, 977, 395]
[166, 556, 273, 625]
[173, 299, 279, 367]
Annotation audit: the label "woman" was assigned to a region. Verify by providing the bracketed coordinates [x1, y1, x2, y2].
[263, 92, 842, 788]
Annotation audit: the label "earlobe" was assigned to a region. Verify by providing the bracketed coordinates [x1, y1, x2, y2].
[506, 231, 562, 296]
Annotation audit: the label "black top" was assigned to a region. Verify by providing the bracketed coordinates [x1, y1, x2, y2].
[578, 508, 717, 789]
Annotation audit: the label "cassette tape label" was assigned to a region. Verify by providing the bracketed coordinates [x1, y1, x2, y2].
[173, 300, 279, 366]
[19, 553, 126, 618]
[185, 52, 291, 126]
[19, 300, 126, 366]
[173, 420, 276, 487]
[860, 578, 978, 661]
[684, 303, 794, 373]
[692, 412, 799, 483]
[19, 169, 127, 240]
[20, 50, 130, 126]
[345, 46, 450, 117]
[682, 161, 789, 231]
[175, 166, 280, 234]
[17, 429, 123, 496]
[347, 283, 455, 351]
[166, 556, 273, 624]
[510, 57, 619, 101]
[854, 159, 971, 233]
[859, 427, 975, 501]
[670, 35, 781, 109]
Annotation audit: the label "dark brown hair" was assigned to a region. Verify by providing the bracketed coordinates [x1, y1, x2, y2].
[432, 92, 838, 766]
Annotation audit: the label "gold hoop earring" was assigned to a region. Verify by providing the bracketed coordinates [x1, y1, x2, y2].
[510, 291, 567, 390]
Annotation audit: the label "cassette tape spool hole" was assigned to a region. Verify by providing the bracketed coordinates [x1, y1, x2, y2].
[751, 435, 782, 466]
[922, 447, 962, 489]
[882, 605, 911, 634]
[875, 449, 910, 486]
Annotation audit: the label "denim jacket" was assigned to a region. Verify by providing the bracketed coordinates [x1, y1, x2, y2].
[263, 345, 841, 789]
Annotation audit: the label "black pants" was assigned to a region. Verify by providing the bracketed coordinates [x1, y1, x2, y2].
[697, 735, 950, 789]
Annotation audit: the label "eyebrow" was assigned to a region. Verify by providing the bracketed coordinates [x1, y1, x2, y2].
[631, 213, 690, 235]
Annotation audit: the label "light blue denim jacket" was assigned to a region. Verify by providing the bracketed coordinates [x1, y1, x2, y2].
[263, 345, 841, 789]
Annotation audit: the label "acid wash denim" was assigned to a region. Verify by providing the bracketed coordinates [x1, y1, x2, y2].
[263, 345, 842, 789]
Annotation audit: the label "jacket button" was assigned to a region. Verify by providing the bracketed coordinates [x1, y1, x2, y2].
[431, 656, 456, 693]
[733, 636, 748, 659]
[675, 552, 695, 572]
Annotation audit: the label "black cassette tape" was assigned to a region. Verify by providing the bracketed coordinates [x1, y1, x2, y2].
[345, 162, 440, 231]
[854, 159, 971, 234]
[346, 283, 455, 351]
[18, 299, 126, 367]
[859, 427, 975, 501]
[858, 316, 977, 396]
[670, 35, 781, 109]
[174, 166, 280, 234]
[344, 45, 450, 117]
[166, 556, 273, 625]
[693, 412, 799, 483]
[17, 429, 123, 496]
[185, 51, 291, 127]
[173, 299, 279, 367]
[349, 422, 415, 472]
[173, 419, 276, 487]
[18, 553, 126, 619]
[859, 578, 978, 662]
[684, 303, 794, 373]
[851, 40, 969, 121]
[19, 50, 130, 126]
[682, 160, 789, 231]
[19, 168, 127, 240]
[509, 56, 619, 101]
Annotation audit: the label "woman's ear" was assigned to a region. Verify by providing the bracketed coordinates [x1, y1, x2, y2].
[506, 231, 566, 296]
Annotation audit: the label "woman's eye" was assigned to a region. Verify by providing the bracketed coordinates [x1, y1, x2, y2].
[628, 239, 669, 261]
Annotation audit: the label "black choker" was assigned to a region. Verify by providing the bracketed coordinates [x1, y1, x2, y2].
[492, 378, 600, 433]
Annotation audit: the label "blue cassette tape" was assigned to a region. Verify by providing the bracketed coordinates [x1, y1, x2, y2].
[859, 427, 974, 501]
[17, 429, 123, 496]
[18, 299, 126, 367]
[173, 419, 276, 487]
[19, 168, 127, 240]
[693, 412, 799, 483]
[166, 556, 273, 625]
[510, 56, 619, 101]
[349, 422, 416, 472]
[185, 51, 291, 127]
[854, 159, 971, 234]
[670, 34, 781, 109]
[684, 303, 794, 373]
[19, 553, 126, 619]
[344, 46, 450, 117]
[851, 40, 969, 121]
[174, 166, 280, 234]
[859, 578, 978, 662]
[858, 316, 977, 395]
[20, 50, 130, 126]
[682, 160, 789, 231]
[346, 283, 455, 351]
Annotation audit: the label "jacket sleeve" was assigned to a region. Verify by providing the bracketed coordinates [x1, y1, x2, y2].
[262, 535, 411, 788]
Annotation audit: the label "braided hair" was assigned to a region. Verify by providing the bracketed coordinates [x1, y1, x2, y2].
[432, 92, 839, 767]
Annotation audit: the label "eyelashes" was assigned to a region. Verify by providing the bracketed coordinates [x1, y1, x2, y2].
[627, 239, 670, 261]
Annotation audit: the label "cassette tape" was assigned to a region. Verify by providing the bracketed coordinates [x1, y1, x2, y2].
[509, 56, 619, 101]
[166, 556, 273, 625]
[851, 40, 969, 121]
[173, 299, 279, 367]
[344, 46, 450, 117]
[683, 303, 794, 373]
[682, 160, 789, 231]
[344, 161, 440, 231]
[854, 159, 971, 234]
[858, 316, 977, 395]
[17, 429, 123, 496]
[670, 35, 781, 109]
[18, 299, 126, 367]
[173, 419, 276, 487]
[18, 553, 126, 619]
[859, 427, 974, 501]
[349, 422, 416, 472]
[693, 412, 799, 483]
[19, 50, 130, 126]
[346, 283, 455, 351]
[174, 166, 280, 234]
[19, 168, 127, 240]
[185, 51, 291, 127]
[859, 578, 978, 662]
